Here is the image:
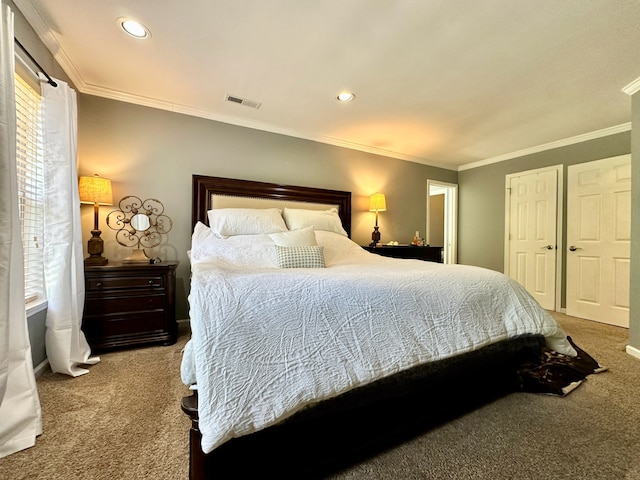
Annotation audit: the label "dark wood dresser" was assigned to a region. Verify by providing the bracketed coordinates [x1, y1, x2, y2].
[82, 261, 178, 352]
[362, 245, 443, 263]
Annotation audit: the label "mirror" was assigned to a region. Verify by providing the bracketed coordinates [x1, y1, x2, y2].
[106, 196, 173, 263]
[131, 213, 150, 231]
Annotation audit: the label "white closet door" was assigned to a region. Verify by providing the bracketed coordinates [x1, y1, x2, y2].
[507, 169, 558, 310]
[566, 155, 631, 327]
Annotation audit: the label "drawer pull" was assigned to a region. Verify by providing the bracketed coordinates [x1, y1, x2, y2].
[148, 280, 154, 285]
[96, 282, 102, 288]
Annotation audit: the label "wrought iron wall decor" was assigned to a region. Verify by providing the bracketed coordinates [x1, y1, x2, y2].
[106, 196, 173, 263]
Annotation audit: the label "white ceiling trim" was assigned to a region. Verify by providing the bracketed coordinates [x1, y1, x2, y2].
[458, 123, 632, 172]
[13, 0, 85, 90]
[81, 82, 456, 171]
[622, 76, 640, 96]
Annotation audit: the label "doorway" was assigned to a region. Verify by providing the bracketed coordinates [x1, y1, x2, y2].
[427, 180, 457, 264]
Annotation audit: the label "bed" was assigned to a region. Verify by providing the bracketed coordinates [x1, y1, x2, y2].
[181, 174, 584, 479]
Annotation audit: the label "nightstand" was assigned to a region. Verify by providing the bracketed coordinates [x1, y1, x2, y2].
[82, 261, 179, 352]
[362, 245, 443, 263]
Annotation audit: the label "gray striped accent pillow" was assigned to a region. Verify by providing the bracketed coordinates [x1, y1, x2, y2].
[275, 245, 326, 268]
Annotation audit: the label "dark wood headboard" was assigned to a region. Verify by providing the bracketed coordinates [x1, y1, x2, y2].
[192, 175, 352, 236]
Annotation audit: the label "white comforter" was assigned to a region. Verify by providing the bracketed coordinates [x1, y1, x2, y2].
[182, 223, 574, 454]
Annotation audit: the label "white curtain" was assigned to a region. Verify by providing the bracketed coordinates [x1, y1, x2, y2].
[41, 75, 99, 376]
[0, 4, 42, 458]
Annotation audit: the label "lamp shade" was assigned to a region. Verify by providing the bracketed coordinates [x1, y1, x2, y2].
[79, 175, 113, 205]
[369, 193, 386, 212]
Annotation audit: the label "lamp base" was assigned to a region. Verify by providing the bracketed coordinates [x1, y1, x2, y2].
[85, 229, 108, 265]
[123, 248, 149, 264]
[85, 255, 108, 266]
[370, 226, 381, 247]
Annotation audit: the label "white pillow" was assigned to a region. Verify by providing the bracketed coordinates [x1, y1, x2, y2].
[190, 222, 276, 268]
[282, 208, 348, 237]
[207, 208, 287, 237]
[274, 245, 326, 268]
[269, 226, 318, 247]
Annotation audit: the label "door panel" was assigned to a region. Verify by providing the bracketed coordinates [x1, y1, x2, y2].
[577, 256, 600, 303]
[614, 258, 630, 309]
[578, 195, 600, 240]
[566, 155, 631, 327]
[534, 253, 547, 293]
[614, 190, 631, 240]
[507, 169, 557, 310]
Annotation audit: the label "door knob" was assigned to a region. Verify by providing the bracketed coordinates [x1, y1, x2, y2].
[540, 245, 553, 250]
[569, 246, 582, 251]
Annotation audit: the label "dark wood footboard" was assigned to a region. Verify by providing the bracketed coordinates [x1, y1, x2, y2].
[182, 335, 544, 480]
[181, 393, 207, 480]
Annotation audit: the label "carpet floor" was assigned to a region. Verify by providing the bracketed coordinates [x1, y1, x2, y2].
[1, 314, 639, 479]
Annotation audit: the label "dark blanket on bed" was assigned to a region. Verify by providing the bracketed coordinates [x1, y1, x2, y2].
[517, 336, 607, 396]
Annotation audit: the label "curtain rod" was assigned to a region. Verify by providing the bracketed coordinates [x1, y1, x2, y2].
[14, 38, 57, 87]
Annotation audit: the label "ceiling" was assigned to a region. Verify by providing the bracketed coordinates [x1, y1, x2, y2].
[14, 0, 640, 171]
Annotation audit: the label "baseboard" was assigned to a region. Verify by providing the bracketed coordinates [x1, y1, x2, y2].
[626, 345, 640, 360]
[34, 359, 50, 378]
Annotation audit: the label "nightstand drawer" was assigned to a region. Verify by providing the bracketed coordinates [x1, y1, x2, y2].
[86, 275, 164, 291]
[82, 312, 168, 341]
[84, 293, 166, 316]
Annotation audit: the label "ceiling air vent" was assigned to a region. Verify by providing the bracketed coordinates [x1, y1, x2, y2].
[225, 94, 261, 109]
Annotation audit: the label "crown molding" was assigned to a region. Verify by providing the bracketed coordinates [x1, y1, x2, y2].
[13, 0, 85, 88]
[458, 123, 632, 171]
[622, 76, 640, 96]
[80, 82, 457, 171]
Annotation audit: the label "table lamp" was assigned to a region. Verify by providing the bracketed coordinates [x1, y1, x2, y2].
[79, 174, 113, 265]
[369, 193, 386, 247]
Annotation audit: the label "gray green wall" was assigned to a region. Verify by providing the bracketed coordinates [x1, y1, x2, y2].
[77, 95, 457, 319]
[429, 194, 445, 246]
[26, 308, 46, 367]
[458, 132, 631, 304]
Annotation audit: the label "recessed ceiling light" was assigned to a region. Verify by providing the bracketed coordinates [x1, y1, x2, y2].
[336, 92, 355, 102]
[119, 18, 150, 39]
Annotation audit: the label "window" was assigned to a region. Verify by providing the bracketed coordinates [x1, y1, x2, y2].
[15, 72, 45, 304]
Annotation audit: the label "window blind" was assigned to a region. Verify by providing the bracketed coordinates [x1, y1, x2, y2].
[15, 73, 45, 303]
